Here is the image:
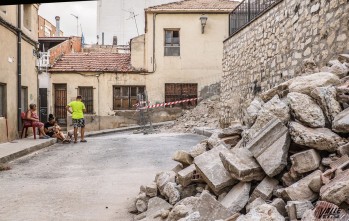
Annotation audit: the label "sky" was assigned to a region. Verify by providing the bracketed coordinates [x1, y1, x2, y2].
[38, 1, 97, 44]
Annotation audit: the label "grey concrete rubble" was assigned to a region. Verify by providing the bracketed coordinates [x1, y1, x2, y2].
[246, 118, 290, 177]
[194, 145, 237, 194]
[290, 149, 321, 174]
[173, 150, 194, 166]
[270, 198, 287, 217]
[219, 148, 265, 182]
[320, 169, 349, 205]
[188, 141, 208, 158]
[246, 197, 265, 213]
[220, 182, 251, 213]
[250, 177, 279, 201]
[145, 182, 158, 198]
[332, 107, 349, 133]
[286, 201, 314, 220]
[177, 165, 197, 187]
[236, 204, 285, 221]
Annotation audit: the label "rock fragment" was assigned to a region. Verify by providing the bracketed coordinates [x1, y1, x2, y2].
[286, 201, 314, 220]
[173, 150, 194, 166]
[288, 92, 325, 128]
[320, 169, 349, 205]
[250, 177, 279, 201]
[237, 204, 285, 221]
[332, 107, 349, 133]
[163, 182, 181, 205]
[145, 182, 158, 197]
[177, 165, 196, 187]
[290, 149, 321, 174]
[271, 198, 287, 217]
[246, 118, 290, 177]
[246, 197, 265, 213]
[220, 182, 251, 213]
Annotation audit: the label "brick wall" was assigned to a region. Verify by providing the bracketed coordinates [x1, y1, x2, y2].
[49, 37, 82, 64]
[221, 0, 349, 124]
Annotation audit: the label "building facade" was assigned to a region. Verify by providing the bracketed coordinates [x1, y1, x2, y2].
[0, 4, 39, 143]
[97, 0, 180, 45]
[38, 15, 64, 38]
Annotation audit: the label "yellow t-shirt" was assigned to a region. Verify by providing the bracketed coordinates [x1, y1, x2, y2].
[68, 101, 86, 119]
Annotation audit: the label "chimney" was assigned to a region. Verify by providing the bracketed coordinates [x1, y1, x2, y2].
[102, 32, 104, 45]
[55, 16, 60, 37]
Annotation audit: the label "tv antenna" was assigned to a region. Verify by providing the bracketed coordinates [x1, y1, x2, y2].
[124, 9, 139, 36]
[70, 13, 79, 36]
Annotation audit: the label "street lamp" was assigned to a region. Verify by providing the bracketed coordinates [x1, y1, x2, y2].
[71, 13, 79, 36]
[200, 15, 208, 34]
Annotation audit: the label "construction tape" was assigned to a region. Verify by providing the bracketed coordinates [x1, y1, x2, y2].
[138, 98, 198, 110]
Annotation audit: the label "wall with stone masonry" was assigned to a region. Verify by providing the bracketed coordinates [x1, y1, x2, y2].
[221, 0, 349, 124]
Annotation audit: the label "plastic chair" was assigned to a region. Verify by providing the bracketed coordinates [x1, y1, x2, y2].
[21, 112, 36, 139]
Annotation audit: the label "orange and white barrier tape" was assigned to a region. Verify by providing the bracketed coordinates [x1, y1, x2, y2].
[139, 98, 198, 110]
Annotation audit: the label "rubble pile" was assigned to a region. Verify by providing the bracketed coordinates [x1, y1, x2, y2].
[162, 95, 221, 133]
[131, 55, 349, 221]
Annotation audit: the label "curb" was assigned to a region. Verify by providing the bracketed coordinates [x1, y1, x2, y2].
[0, 121, 174, 164]
[0, 139, 56, 164]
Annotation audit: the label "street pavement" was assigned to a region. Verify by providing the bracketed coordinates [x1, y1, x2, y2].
[0, 132, 204, 221]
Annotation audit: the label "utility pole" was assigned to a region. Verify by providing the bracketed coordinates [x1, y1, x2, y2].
[70, 13, 79, 36]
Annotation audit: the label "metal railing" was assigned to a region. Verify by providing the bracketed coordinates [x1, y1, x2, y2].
[37, 51, 50, 69]
[229, 0, 283, 36]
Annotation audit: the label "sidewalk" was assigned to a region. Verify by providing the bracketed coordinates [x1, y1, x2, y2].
[0, 121, 174, 164]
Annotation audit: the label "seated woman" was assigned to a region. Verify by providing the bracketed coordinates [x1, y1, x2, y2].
[44, 114, 70, 143]
[26, 104, 50, 139]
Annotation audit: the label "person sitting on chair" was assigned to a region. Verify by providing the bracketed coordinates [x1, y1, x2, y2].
[26, 104, 50, 139]
[44, 114, 70, 143]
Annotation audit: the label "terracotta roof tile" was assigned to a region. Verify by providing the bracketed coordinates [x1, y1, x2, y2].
[146, 0, 239, 12]
[49, 52, 136, 73]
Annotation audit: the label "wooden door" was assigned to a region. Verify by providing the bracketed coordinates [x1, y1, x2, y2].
[54, 84, 67, 125]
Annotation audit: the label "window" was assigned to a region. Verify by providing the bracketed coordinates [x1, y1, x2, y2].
[165, 83, 197, 108]
[23, 4, 32, 30]
[78, 87, 93, 114]
[0, 6, 6, 14]
[113, 86, 145, 110]
[21, 86, 28, 112]
[164, 30, 180, 56]
[0, 84, 6, 117]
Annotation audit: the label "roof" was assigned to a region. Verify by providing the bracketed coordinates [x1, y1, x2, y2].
[49, 52, 136, 73]
[146, 0, 239, 13]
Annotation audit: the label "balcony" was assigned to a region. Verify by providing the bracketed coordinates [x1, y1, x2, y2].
[37, 51, 50, 69]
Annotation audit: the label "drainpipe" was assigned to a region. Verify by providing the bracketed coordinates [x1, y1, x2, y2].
[17, 5, 22, 131]
[152, 13, 157, 72]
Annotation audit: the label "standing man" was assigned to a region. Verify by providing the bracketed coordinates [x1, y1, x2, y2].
[66, 95, 87, 143]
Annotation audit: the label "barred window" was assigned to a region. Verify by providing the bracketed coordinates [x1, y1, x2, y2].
[164, 30, 180, 56]
[113, 86, 145, 110]
[78, 87, 94, 114]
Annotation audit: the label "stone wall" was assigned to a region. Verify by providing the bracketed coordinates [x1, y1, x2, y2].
[221, 0, 349, 123]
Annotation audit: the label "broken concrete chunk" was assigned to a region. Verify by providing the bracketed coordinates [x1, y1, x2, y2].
[189, 141, 208, 158]
[289, 121, 346, 152]
[259, 80, 291, 103]
[177, 165, 196, 188]
[288, 92, 325, 128]
[288, 72, 340, 96]
[286, 201, 314, 220]
[332, 107, 349, 133]
[173, 150, 194, 166]
[207, 132, 225, 149]
[172, 164, 184, 173]
[246, 197, 266, 213]
[320, 169, 349, 205]
[192, 190, 234, 221]
[262, 95, 290, 123]
[282, 170, 322, 202]
[167, 204, 190, 221]
[194, 145, 237, 195]
[163, 182, 181, 205]
[218, 124, 244, 138]
[246, 118, 290, 177]
[145, 182, 158, 198]
[271, 198, 287, 217]
[156, 171, 176, 196]
[244, 98, 264, 127]
[237, 204, 285, 221]
[219, 148, 265, 182]
[338, 142, 349, 156]
[290, 149, 321, 174]
[220, 182, 251, 213]
[308, 174, 322, 193]
[220, 136, 241, 148]
[178, 211, 201, 221]
[145, 197, 172, 221]
[136, 199, 148, 213]
[310, 86, 342, 123]
[250, 177, 279, 201]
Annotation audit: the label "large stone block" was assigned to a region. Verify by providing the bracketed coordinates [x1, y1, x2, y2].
[250, 177, 279, 201]
[288, 72, 340, 96]
[286, 201, 314, 220]
[288, 92, 325, 128]
[310, 86, 342, 123]
[246, 198, 266, 213]
[271, 198, 287, 217]
[219, 148, 265, 182]
[290, 149, 321, 174]
[177, 164, 196, 187]
[282, 170, 322, 201]
[194, 145, 237, 194]
[320, 169, 349, 205]
[246, 118, 290, 177]
[220, 182, 251, 213]
[332, 108, 349, 133]
[289, 121, 346, 152]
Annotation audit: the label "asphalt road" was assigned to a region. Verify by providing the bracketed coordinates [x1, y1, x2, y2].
[0, 132, 204, 221]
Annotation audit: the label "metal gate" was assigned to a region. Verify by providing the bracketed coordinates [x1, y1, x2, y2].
[54, 84, 67, 125]
[39, 88, 48, 122]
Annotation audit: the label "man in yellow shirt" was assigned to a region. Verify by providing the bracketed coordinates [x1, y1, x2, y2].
[66, 95, 87, 143]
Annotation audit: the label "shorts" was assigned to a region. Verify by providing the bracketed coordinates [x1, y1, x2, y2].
[72, 118, 85, 128]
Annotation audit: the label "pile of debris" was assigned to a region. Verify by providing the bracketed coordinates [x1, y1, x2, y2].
[162, 95, 221, 133]
[131, 55, 349, 221]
